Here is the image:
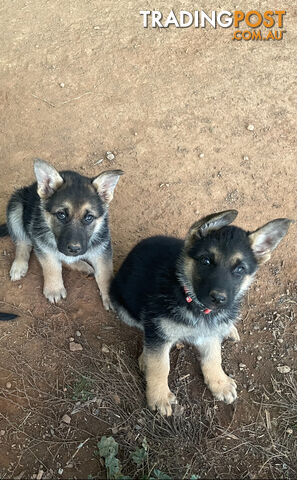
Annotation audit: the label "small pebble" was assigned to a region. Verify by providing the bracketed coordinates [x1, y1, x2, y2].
[36, 470, 44, 480]
[6, 382, 12, 389]
[61, 414, 71, 424]
[286, 428, 293, 435]
[75, 330, 81, 337]
[276, 365, 291, 374]
[113, 394, 121, 405]
[247, 124, 255, 131]
[106, 151, 115, 161]
[174, 404, 185, 416]
[257, 356, 262, 361]
[69, 337, 74, 342]
[59, 82, 65, 88]
[58, 468, 63, 475]
[0, 430, 5, 436]
[278, 338, 284, 344]
[243, 155, 249, 161]
[199, 153, 204, 158]
[69, 342, 83, 352]
[102, 346, 109, 353]
[239, 363, 246, 369]
[93, 26, 100, 30]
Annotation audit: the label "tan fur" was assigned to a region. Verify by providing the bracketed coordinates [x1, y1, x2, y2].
[229, 252, 244, 264]
[60, 201, 73, 214]
[37, 170, 63, 199]
[239, 273, 254, 295]
[92, 170, 123, 204]
[248, 218, 291, 263]
[138, 351, 146, 372]
[37, 254, 66, 303]
[10, 242, 32, 281]
[92, 216, 104, 233]
[227, 325, 240, 342]
[76, 202, 95, 219]
[254, 252, 271, 264]
[43, 211, 55, 229]
[199, 338, 237, 404]
[141, 345, 177, 416]
[93, 255, 114, 310]
[208, 246, 220, 259]
[64, 260, 94, 275]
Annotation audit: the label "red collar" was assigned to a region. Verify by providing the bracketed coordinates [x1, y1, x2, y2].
[183, 287, 212, 314]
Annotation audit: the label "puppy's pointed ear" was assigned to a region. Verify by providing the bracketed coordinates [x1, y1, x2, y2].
[92, 169, 124, 203]
[249, 218, 292, 263]
[34, 159, 64, 199]
[185, 210, 238, 248]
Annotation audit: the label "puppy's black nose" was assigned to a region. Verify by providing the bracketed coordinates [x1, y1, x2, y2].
[67, 243, 81, 255]
[210, 290, 227, 305]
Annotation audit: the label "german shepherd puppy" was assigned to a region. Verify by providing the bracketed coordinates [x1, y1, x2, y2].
[0, 159, 123, 309]
[110, 210, 291, 415]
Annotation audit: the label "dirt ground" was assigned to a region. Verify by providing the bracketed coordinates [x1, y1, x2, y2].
[0, 1, 296, 479]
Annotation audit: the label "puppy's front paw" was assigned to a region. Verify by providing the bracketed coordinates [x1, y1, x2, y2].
[227, 325, 240, 342]
[147, 388, 177, 416]
[43, 285, 67, 303]
[207, 374, 237, 404]
[10, 261, 28, 281]
[101, 295, 113, 311]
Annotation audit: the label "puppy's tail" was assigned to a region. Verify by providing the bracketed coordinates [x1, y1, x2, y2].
[0, 312, 18, 321]
[0, 224, 9, 237]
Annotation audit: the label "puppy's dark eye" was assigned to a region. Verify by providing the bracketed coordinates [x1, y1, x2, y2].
[233, 265, 245, 275]
[56, 211, 66, 221]
[84, 213, 94, 224]
[200, 256, 211, 266]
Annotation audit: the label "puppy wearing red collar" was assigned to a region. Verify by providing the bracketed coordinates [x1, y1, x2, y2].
[110, 210, 291, 416]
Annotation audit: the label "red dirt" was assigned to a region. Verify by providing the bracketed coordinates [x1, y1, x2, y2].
[0, 1, 296, 479]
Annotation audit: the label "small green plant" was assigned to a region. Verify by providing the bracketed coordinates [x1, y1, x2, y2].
[131, 437, 148, 467]
[96, 435, 199, 480]
[151, 469, 171, 480]
[96, 436, 128, 479]
[70, 375, 95, 402]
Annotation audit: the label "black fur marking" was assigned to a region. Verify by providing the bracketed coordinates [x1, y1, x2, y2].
[110, 228, 259, 349]
[0, 312, 18, 321]
[0, 224, 8, 237]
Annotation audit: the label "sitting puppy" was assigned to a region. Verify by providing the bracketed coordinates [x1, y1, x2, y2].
[0, 159, 123, 309]
[110, 210, 291, 415]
